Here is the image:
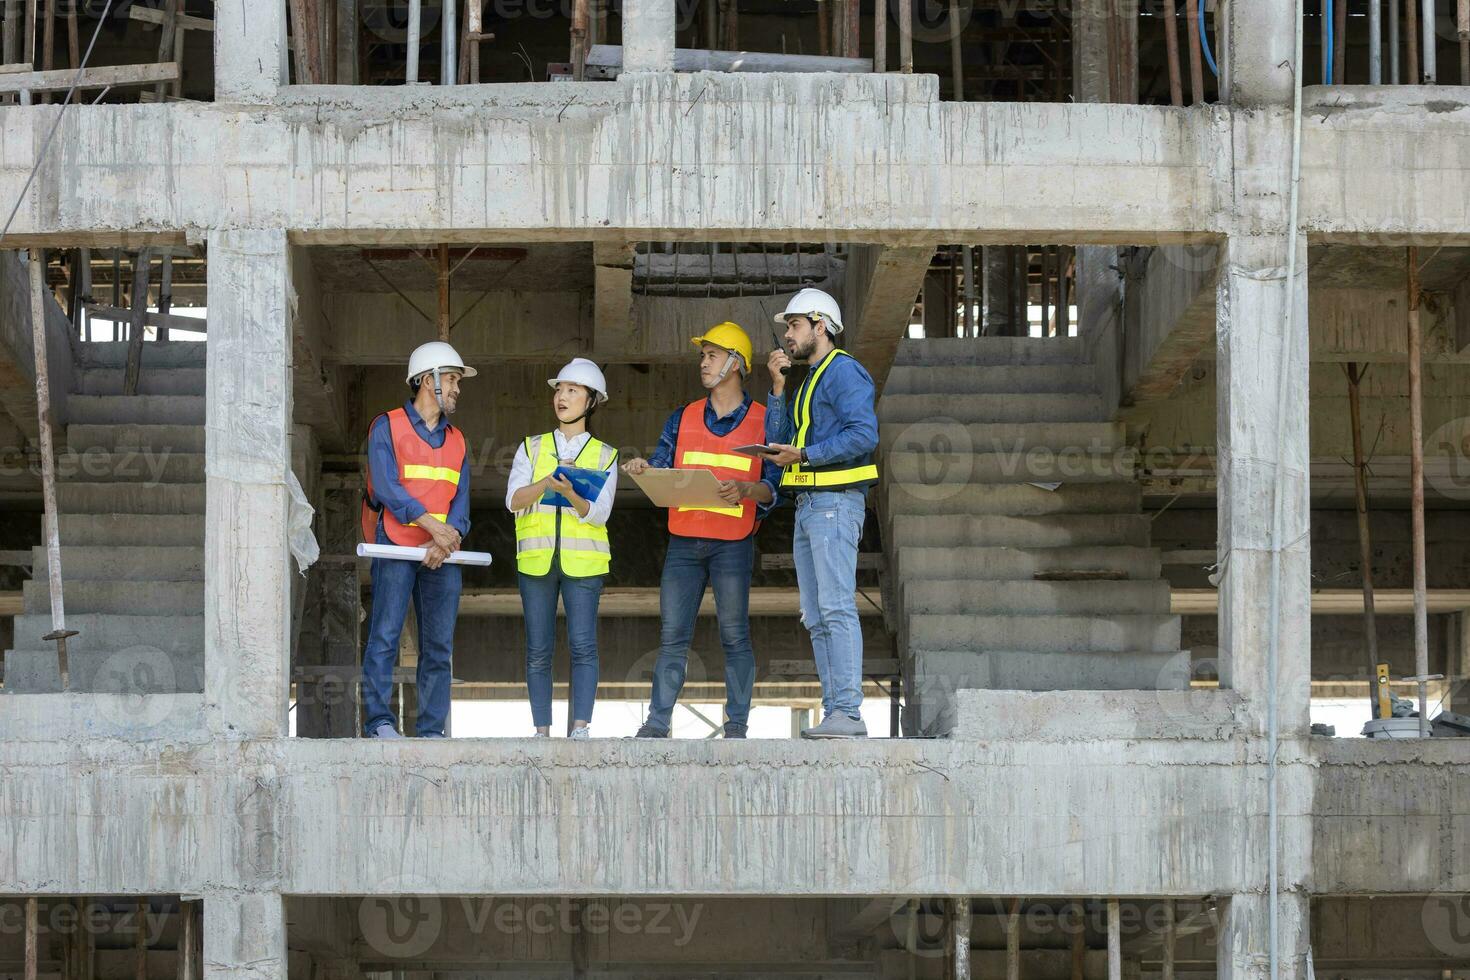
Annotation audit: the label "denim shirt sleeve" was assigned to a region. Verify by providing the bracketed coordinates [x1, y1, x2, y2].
[649, 408, 682, 469]
[755, 456, 782, 518]
[801, 358, 879, 468]
[765, 390, 793, 445]
[367, 414, 426, 526]
[446, 446, 472, 538]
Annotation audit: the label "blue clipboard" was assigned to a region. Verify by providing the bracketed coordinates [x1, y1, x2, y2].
[540, 465, 610, 509]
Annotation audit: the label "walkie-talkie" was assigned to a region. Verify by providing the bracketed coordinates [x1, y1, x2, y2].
[770, 326, 793, 377]
[771, 325, 809, 399]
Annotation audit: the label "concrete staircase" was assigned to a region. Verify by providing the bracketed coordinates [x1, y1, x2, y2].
[880, 337, 1188, 735]
[3, 341, 206, 694]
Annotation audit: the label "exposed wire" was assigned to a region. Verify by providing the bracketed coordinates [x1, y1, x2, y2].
[1264, 2, 1306, 979]
[0, 0, 119, 246]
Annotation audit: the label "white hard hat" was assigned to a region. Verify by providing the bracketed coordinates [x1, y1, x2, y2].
[406, 341, 477, 384]
[548, 357, 609, 405]
[775, 287, 844, 335]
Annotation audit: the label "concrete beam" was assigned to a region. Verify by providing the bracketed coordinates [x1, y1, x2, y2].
[842, 246, 931, 397]
[0, 735, 1307, 898]
[11, 734, 1470, 899]
[1120, 245, 1220, 407]
[205, 229, 293, 740]
[1302, 87, 1470, 242]
[0, 77, 1220, 244]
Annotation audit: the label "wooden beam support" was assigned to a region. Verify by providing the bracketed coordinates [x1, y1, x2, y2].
[0, 61, 179, 94]
[452, 586, 884, 618]
[288, 0, 323, 84]
[85, 302, 203, 335]
[153, 0, 181, 101]
[1172, 587, 1470, 616]
[24, 897, 37, 980]
[122, 248, 152, 395]
[129, 5, 214, 32]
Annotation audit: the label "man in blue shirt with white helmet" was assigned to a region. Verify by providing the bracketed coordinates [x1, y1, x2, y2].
[765, 287, 879, 739]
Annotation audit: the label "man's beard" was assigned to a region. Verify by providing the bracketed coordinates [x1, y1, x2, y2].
[792, 336, 818, 361]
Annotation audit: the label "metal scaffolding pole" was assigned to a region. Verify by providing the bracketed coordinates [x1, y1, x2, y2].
[406, 0, 422, 82]
[441, 0, 458, 84]
[1407, 246, 1431, 736]
[1371, 0, 1384, 83]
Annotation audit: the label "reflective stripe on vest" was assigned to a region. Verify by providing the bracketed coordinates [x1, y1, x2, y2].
[360, 408, 468, 547]
[779, 348, 880, 491]
[667, 399, 766, 540]
[514, 432, 617, 576]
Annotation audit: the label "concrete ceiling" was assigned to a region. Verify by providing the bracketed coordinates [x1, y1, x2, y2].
[309, 244, 594, 293]
[1308, 243, 1470, 292]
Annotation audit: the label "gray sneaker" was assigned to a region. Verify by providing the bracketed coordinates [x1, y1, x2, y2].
[569, 726, 592, 740]
[370, 722, 404, 740]
[800, 714, 867, 739]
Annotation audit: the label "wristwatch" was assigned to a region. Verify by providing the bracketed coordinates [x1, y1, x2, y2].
[799, 449, 809, 464]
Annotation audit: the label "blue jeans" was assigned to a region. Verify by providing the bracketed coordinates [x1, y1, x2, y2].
[519, 567, 604, 727]
[794, 490, 866, 720]
[645, 535, 756, 733]
[361, 541, 462, 737]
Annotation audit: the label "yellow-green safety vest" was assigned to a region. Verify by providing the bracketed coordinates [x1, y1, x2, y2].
[515, 432, 618, 577]
[779, 348, 880, 491]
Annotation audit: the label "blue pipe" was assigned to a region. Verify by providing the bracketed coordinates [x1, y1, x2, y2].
[1200, 0, 1219, 78]
[1323, 0, 1334, 83]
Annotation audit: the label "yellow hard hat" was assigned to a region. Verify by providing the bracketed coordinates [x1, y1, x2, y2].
[691, 321, 753, 374]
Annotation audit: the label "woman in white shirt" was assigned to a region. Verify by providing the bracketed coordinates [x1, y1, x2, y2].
[505, 358, 619, 738]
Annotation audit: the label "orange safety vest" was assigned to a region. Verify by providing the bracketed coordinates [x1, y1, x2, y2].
[360, 408, 468, 547]
[667, 399, 766, 541]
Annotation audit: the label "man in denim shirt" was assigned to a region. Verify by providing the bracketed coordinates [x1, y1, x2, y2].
[764, 289, 879, 739]
[624, 323, 780, 738]
[359, 342, 474, 739]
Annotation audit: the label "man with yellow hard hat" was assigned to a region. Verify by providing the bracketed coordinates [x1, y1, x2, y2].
[623, 322, 779, 738]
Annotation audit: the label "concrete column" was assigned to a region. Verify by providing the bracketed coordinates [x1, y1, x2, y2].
[622, 0, 675, 72]
[1215, 234, 1311, 735]
[214, 0, 289, 102]
[204, 892, 287, 980]
[206, 230, 294, 739]
[1224, 0, 1296, 106]
[1215, 892, 1310, 980]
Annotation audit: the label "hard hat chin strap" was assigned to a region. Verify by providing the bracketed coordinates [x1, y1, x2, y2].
[704, 350, 741, 389]
[432, 366, 446, 416]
